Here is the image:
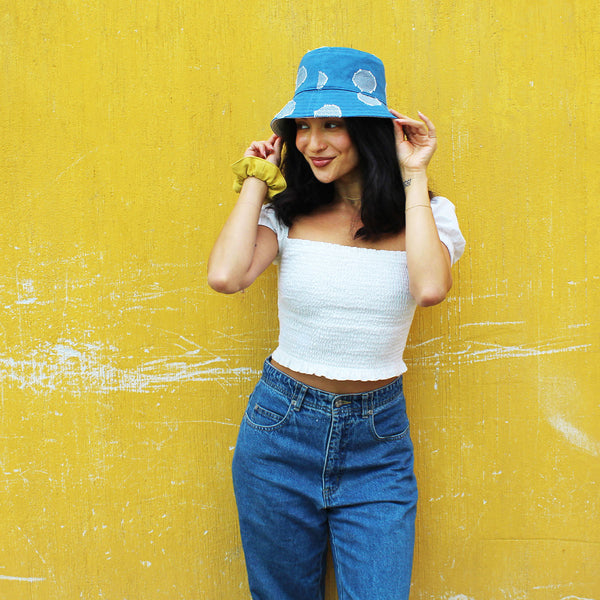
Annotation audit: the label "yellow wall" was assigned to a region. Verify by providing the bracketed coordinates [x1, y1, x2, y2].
[1, 1, 598, 598]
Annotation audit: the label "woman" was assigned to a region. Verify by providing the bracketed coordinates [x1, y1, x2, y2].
[208, 47, 465, 600]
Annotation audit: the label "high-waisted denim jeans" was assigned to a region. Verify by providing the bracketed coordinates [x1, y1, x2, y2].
[232, 358, 418, 600]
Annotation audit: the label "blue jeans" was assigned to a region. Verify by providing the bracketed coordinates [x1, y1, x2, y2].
[232, 359, 418, 600]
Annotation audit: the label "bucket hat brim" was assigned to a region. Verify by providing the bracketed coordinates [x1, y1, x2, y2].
[271, 90, 396, 136]
[270, 47, 397, 136]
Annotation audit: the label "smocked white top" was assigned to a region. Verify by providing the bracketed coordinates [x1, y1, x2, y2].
[259, 196, 466, 380]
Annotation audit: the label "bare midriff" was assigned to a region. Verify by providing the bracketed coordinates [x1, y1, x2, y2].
[270, 359, 398, 395]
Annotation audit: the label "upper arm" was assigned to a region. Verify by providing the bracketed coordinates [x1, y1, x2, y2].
[440, 240, 452, 271]
[239, 225, 279, 290]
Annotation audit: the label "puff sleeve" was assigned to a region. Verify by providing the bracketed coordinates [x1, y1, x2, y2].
[258, 204, 289, 259]
[430, 196, 466, 265]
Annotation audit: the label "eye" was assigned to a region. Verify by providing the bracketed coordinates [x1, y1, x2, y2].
[324, 120, 344, 129]
[295, 121, 309, 130]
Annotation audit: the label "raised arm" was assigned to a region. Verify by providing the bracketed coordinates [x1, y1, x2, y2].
[391, 110, 453, 307]
[207, 135, 282, 294]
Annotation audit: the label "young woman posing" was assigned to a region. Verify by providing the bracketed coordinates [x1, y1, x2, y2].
[208, 47, 465, 600]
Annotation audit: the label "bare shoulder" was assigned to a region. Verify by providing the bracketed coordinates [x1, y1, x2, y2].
[289, 205, 405, 250]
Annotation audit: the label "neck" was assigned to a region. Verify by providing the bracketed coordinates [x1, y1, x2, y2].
[334, 181, 363, 208]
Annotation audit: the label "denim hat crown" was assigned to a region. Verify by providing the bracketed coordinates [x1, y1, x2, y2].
[271, 47, 395, 135]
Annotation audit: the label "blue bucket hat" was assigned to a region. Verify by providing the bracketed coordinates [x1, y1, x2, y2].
[271, 47, 396, 135]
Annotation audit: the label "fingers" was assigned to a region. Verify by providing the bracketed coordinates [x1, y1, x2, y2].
[269, 136, 283, 165]
[244, 136, 281, 160]
[390, 109, 437, 139]
[271, 135, 282, 154]
[390, 109, 409, 143]
[417, 111, 436, 138]
[244, 141, 269, 159]
[390, 109, 437, 171]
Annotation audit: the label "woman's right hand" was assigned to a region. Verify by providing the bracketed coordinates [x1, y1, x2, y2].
[244, 134, 282, 165]
[207, 133, 282, 294]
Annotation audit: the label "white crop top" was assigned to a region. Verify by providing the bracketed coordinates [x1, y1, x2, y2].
[258, 197, 466, 381]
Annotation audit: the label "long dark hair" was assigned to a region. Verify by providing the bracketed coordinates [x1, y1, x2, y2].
[270, 117, 407, 240]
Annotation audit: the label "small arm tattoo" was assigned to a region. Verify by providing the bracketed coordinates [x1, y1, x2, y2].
[403, 178, 412, 188]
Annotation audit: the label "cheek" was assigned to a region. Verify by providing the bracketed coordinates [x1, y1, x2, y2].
[339, 133, 357, 157]
[295, 132, 306, 153]
[345, 145, 360, 170]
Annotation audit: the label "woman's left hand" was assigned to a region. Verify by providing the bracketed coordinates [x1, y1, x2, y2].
[390, 109, 437, 174]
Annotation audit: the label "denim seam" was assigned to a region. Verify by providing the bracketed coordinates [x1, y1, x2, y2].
[244, 395, 295, 431]
[322, 408, 336, 506]
[328, 525, 345, 600]
[369, 419, 411, 442]
[259, 375, 295, 400]
[291, 382, 307, 411]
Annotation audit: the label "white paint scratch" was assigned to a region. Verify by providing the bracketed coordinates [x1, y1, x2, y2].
[441, 590, 598, 600]
[16, 526, 47, 565]
[0, 575, 46, 582]
[149, 419, 239, 428]
[15, 297, 37, 305]
[459, 321, 526, 328]
[54, 344, 82, 360]
[54, 148, 98, 181]
[546, 413, 600, 457]
[1, 259, 269, 394]
[540, 374, 600, 457]
[411, 340, 591, 366]
[407, 336, 445, 348]
[0, 340, 259, 394]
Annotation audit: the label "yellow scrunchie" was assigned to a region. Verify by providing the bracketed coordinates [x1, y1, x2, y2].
[232, 157, 287, 199]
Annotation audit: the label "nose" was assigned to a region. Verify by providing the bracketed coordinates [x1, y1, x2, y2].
[307, 128, 327, 153]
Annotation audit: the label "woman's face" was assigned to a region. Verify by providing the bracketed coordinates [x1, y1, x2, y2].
[295, 118, 360, 186]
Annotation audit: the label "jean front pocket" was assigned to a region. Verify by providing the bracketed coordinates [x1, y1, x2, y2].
[244, 380, 294, 431]
[369, 393, 410, 441]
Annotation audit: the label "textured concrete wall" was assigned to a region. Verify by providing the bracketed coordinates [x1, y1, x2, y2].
[1, 1, 598, 598]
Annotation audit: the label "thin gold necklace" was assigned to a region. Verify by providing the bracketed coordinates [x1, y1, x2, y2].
[338, 194, 362, 204]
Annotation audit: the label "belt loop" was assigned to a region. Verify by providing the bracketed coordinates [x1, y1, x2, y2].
[361, 393, 372, 418]
[291, 384, 307, 411]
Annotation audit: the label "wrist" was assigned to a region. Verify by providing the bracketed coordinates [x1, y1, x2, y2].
[401, 167, 427, 178]
[240, 176, 268, 192]
[236, 177, 271, 206]
[401, 170, 428, 190]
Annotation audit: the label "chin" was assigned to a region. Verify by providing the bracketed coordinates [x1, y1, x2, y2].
[310, 169, 336, 184]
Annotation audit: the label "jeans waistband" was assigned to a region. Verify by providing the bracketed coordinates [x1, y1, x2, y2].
[260, 358, 403, 415]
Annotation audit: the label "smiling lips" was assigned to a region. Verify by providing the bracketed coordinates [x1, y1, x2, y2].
[310, 156, 335, 168]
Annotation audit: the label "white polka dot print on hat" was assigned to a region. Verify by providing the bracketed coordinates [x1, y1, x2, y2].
[271, 47, 396, 135]
[314, 104, 343, 117]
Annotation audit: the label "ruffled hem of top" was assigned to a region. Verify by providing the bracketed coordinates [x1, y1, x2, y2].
[271, 348, 407, 382]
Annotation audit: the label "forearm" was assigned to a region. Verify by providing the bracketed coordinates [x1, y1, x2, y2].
[403, 170, 452, 306]
[207, 177, 268, 291]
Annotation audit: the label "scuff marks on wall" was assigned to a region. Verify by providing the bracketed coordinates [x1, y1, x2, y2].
[0, 340, 257, 394]
[1, 255, 262, 394]
[545, 413, 600, 457]
[408, 330, 594, 367]
[539, 373, 600, 457]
